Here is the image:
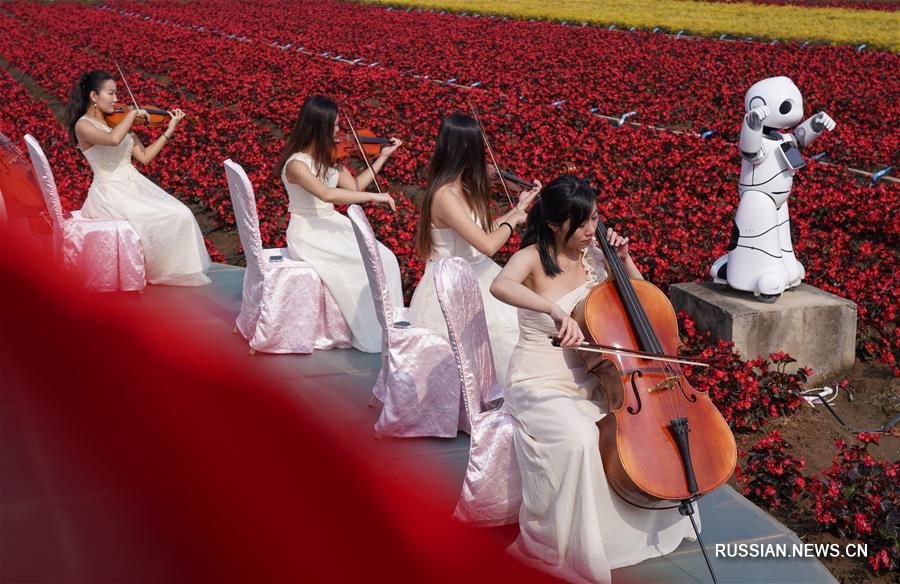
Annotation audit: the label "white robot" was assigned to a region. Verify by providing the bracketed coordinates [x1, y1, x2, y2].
[711, 76, 836, 302]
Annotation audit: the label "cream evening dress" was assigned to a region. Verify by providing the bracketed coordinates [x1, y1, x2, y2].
[78, 117, 210, 286]
[409, 222, 518, 393]
[282, 152, 403, 353]
[503, 244, 698, 583]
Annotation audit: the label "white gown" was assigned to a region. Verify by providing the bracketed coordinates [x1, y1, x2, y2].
[78, 117, 211, 286]
[503, 245, 697, 583]
[282, 152, 403, 353]
[409, 223, 518, 392]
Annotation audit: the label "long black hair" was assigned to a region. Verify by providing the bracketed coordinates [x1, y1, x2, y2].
[416, 113, 491, 260]
[64, 70, 114, 144]
[275, 95, 338, 180]
[521, 175, 596, 277]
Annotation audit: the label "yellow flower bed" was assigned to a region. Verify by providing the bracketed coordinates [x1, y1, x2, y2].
[367, 0, 899, 51]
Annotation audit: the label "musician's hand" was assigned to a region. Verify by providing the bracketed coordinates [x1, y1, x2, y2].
[550, 304, 584, 348]
[516, 180, 541, 213]
[167, 108, 186, 133]
[374, 192, 396, 212]
[133, 108, 150, 121]
[606, 227, 630, 262]
[380, 137, 402, 159]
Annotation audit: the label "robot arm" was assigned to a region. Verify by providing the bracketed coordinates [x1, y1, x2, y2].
[740, 105, 770, 163]
[792, 111, 836, 148]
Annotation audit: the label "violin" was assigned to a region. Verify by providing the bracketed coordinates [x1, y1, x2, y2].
[488, 168, 535, 194]
[569, 221, 736, 510]
[339, 114, 397, 215]
[104, 106, 196, 129]
[488, 162, 577, 195]
[334, 129, 393, 161]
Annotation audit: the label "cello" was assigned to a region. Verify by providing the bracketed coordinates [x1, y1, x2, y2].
[564, 219, 736, 582]
[572, 219, 737, 505]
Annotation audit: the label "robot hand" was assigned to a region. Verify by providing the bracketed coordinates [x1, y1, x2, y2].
[810, 111, 836, 133]
[745, 105, 770, 130]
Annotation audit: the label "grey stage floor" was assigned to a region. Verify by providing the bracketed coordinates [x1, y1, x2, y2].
[1, 263, 838, 583]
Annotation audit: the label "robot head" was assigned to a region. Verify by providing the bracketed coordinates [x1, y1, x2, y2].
[744, 77, 803, 129]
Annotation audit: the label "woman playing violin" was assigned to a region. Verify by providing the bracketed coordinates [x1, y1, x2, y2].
[489, 175, 696, 583]
[408, 113, 540, 390]
[65, 70, 210, 286]
[275, 95, 403, 353]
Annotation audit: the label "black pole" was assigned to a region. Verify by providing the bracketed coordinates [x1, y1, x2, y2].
[679, 499, 719, 584]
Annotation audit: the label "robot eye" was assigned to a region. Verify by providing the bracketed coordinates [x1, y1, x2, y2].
[779, 100, 793, 115]
[748, 96, 766, 110]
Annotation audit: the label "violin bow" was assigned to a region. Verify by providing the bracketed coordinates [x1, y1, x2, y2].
[468, 98, 515, 209]
[345, 114, 395, 215]
[548, 336, 710, 368]
[114, 61, 142, 114]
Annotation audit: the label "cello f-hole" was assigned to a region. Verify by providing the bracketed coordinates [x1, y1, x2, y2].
[626, 370, 643, 415]
[677, 378, 698, 403]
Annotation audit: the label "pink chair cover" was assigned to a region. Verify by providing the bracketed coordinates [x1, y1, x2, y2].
[223, 159, 350, 354]
[347, 204, 461, 438]
[24, 134, 145, 292]
[434, 257, 522, 526]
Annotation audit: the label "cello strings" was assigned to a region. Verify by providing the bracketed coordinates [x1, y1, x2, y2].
[597, 225, 677, 418]
[598, 223, 684, 420]
[599, 224, 659, 355]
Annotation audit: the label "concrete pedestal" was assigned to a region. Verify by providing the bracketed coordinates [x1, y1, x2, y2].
[670, 282, 857, 384]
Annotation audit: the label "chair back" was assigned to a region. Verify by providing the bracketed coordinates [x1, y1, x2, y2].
[347, 204, 394, 334]
[24, 134, 64, 252]
[224, 159, 269, 331]
[434, 257, 498, 420]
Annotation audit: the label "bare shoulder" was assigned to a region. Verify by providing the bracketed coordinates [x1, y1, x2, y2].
[73, 117, 92, 135]
[516, 243, 539, 260]
[285, 157, 310, 178]
[432, 183, 462, 206]
[508, 243, 540, 269]
[430, 183, 468, 225]
[499, 244, 542, 290]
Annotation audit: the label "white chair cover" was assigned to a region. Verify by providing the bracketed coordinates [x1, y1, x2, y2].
[347, 204, 462, 438]
[435, 257, 522, 526]
[24, 134, 145, 292]
[223, 159, 350, 353]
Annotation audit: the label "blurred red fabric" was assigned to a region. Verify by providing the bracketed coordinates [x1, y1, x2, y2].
[0, 227, 546, 582]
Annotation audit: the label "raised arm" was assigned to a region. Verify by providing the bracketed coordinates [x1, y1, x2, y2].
[131, 109, 184, 166]
[491, 180, 540, 230]
[75, 108, 146, 148]
[740, 105, 770, 164]
[336, 137, 402, 192]
[490, 246, 584, 347]
[600, 227, 644, 281]
[432, 182, 537, 257]
[792, 111, 836, 148]
[432, 187, 514, 256]
[286, 159, 395, 211]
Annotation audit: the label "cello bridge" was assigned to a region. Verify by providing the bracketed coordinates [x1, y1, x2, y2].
[649, 376, 681, 393]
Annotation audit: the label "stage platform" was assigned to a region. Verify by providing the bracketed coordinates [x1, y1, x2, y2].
[2, 263, 838, 583]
